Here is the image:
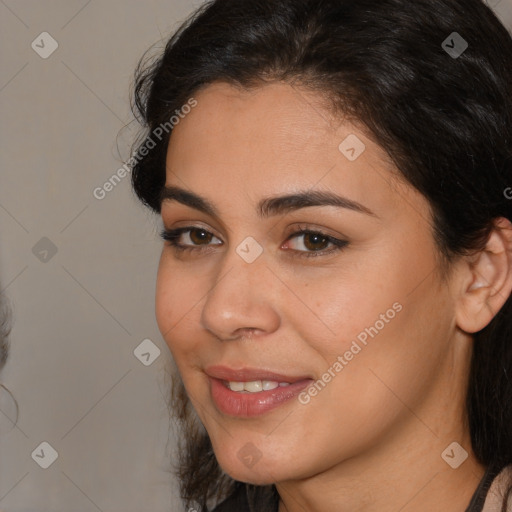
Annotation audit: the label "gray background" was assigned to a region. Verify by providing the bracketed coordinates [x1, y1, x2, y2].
[0, 1, 511, 511]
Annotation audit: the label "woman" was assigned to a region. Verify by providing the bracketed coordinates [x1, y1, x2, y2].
[129, 0, 512, 510]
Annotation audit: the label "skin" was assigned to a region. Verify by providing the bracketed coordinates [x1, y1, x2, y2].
[155, 81, 512, 512]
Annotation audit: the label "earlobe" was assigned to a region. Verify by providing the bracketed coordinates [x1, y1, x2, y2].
[456, 217, 512, 334]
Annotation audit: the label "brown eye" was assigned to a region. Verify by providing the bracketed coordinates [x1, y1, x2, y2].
[283, 228, 349, 258]
[302, 233, 330, 251]
[160, 227, 222, 252]
[286, 232, 331, 252]
[189, 228, 214, 245]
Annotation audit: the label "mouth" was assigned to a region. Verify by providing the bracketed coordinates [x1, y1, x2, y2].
[205, 365, 313, 417]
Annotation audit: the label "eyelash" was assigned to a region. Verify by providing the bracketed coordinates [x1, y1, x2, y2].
[159, 224, 349, 259]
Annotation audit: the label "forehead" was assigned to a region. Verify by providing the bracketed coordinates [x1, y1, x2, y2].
[164, 81, 424, 223]
[168, 81, 368, 160]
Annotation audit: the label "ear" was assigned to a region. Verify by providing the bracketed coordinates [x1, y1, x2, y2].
[455, 217, 512, 334]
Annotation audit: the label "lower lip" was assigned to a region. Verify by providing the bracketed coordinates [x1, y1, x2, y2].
[209, 377, 312, 417]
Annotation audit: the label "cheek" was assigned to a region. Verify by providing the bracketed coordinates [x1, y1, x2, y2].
[286, 255, 417, 361]
[155, 258, 176, 338]
[293, 238, 451, 395]
[314, 273, 452, 420]
[155, 255, 203, 358]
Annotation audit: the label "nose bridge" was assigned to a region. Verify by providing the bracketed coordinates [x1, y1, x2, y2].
[200, 239, 280, 340]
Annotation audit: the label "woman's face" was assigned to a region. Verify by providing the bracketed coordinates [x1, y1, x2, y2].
[156, 81, 463, 484]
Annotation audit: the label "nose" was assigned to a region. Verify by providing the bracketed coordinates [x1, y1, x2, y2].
[200, 249, 281, 341]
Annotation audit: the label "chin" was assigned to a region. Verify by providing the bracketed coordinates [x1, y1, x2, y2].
[212, 447, 285, 485]
[221, 464, 280, 486]
[219, 444, 319, 486]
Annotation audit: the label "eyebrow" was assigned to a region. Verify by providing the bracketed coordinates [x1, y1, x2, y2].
[160, 185, 376, 219]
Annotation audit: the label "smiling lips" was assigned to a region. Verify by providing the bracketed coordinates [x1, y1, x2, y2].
[206, 365, 313, 417]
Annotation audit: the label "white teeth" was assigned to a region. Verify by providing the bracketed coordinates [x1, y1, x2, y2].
[262, 380, 279, 391]
[244, 380, 263, 392]
[228, 381, 245, 392]
[227, 380, 290, 392]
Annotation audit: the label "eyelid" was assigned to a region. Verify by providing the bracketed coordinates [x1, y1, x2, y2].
[282, 223, 347, 243]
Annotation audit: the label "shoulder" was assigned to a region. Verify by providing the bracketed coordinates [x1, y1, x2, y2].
[481, 464, 512, 512]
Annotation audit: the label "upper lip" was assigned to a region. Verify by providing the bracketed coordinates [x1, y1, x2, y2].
[205, 365, 312, 383]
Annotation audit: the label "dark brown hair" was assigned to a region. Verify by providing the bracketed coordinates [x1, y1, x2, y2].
[0, 292, 18, 431]
[130, 0, 512, 510]
[0, 292, 11, 373]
